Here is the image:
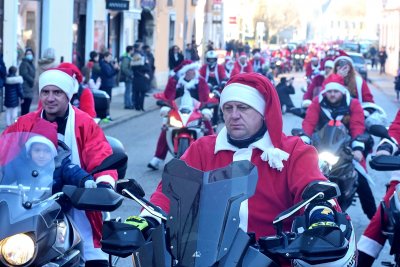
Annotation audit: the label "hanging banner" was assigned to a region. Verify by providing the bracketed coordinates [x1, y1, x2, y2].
[106, 0, 130, 11]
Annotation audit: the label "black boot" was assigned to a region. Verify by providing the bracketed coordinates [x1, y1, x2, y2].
[357, 250, 375, 267]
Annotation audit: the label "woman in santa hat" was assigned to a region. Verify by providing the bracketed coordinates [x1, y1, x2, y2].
[333, 51, 374, 103]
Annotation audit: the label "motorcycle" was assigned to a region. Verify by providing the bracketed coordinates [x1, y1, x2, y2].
[292, 120, 358, 211]
[0, 131, 126, 267]
[368, 125, 400, 266]
[154, 90, 217, 158]
[101, 158, 352, 266]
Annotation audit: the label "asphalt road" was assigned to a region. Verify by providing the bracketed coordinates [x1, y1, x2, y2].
[104, 71, 396, 266]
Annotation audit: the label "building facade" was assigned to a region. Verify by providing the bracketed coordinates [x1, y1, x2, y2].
[380, 0, 400, 75]
[1, 0, 206, 87]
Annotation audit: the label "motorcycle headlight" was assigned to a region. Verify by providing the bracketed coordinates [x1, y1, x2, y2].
[1, 233, 35, 265]
[294, 54, 300, 59]
[169, 116, 183, 128]
[319, 151, 339, 166]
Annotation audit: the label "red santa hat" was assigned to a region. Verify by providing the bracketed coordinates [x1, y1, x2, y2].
[39, 66, 80, 99]
[173, 60, 200, 77]
[324, 60, 334, 69]
[221, 73, 284, 149]
[58, 62, 83, 83]
[25, 118, 58, 158]
[239, 52, 247, 59]
[319, 73, 351, 104]
[333, 50, 353, 66]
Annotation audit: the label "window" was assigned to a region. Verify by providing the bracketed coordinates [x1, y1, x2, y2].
[167, 0, 173, 6]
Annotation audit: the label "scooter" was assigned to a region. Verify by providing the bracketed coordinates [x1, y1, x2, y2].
[154, 90, 217, 158]
[101, 159, 352, 266]
[0, 131, 126, 267]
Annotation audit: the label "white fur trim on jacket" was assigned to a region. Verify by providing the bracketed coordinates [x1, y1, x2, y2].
[177, 73, 199, 90]
[214, 127, 289, 171]
[6, 76, 23, 84]
[357, 235, 384, 258]
[95, 175, 116, 188]
[378, 137, 398, 155]
[177, 62, 201, 77]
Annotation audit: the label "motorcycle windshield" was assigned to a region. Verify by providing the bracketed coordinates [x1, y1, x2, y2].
[0, 132, 56, 224]
[175, 89, 199, 113]
[312, 123, 350, 152]
[162, 159, 258, 267]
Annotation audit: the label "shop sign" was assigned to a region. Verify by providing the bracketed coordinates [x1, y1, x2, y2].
[141, 0, 156, 10]
[106, 0, 130, 10]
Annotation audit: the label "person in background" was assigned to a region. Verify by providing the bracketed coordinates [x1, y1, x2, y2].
[99, 51, 119, 103]
[0, 38, 7, 110]
[275, 77, 295, 113]
[230, 52, 253, 76]
[19, 48, 36, 115]
[86, 51, 102, 82]
[168, 45, 184, 72]
[378, 46, 388, 75]
[4, 66, 23, 126]
[82, 65, 101, 92]
[395, 69, 400, 101]
[37, 48, 57, 78]
[143, 45, 156, 91]
[120, 45, 135, 109]
[184, 43, 192, 60]
[368, 46, 377, 70]
[131, 53, 151, 111]
[224, 55, 235, 79]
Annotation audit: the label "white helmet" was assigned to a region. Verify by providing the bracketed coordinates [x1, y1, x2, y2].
[362, 102, 388, 130]
[206, 50, 218, 67]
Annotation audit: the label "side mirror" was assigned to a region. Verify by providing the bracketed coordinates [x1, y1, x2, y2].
[62, 185, 123, 211]
[368, 124, 391, 139]
[370, 155, 400, 171]
[90, 152, 128, 176]
[116, 179, 145, 198]
[301, 181, 341, 201]
[156, 100, 171, 108]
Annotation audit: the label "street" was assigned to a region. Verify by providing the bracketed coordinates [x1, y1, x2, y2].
[104, 69, 397, 266]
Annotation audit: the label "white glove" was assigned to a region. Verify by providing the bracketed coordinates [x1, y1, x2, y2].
[201, 108, 213, 121]
[302, 99, 312, 108]
[84, 180, 97, 188]
[160, 106, 171, 117]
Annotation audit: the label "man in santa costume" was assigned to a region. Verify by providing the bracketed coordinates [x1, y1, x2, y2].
[2, 67, 117, 267]
[143, 73, 356, 266]
[249, 51, 266, 75]
[199, 50, 227, 91]
[305, 55, 322, 83]
[230, 52, 253, 77]
[302, 74, 377, 220]
[224, 55, 235, 79]
[357, 109, 400, 266]
[147, 60, 213, 170]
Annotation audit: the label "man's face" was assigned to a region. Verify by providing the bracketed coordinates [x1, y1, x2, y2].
[324, 67, 333, 77]
[222, 101, 264, 140]
[239, 57, 246, 64]
[40, 85, 69, 118]
[30, 143, 53, 167]
[325, 90, 343, 105]
[184, 69, 196, 80]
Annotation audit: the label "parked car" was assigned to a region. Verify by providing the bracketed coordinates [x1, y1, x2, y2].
[347, 52, 368, 82]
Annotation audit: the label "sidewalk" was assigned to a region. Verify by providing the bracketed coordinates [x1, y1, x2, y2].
[0, 83, 162, 132]
[368, 68, 397, 100]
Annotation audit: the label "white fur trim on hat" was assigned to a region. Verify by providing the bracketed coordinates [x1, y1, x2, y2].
[25, 136, 57, 158]
[324, 82, 347, 94]
[334, 56, 353, 66]
[324, 60, 334, 69]
[177, 62, 200, 77]
[39, 69, 78, 99]
[220, 83, 265, 115]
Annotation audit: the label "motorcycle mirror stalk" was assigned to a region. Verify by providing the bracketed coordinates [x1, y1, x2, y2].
[273, 181, 341, 234]
[116, 179, 167, 220]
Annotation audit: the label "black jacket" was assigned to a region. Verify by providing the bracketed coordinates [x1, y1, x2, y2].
[4, 75, 24, 108]
[19, 58, 36, 99]
[99, 59, 118, 88]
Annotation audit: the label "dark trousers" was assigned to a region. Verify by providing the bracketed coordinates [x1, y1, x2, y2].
[134, 88, 145, 111]
[85, 260, 109, 267]
[20, 97, 32, 116]
[357, 172, 377, 220]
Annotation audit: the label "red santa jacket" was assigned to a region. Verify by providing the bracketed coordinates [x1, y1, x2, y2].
[199, 64, 227, 85]
[302, 96, 365, 139]
[389, 110, 400, 142]
[305, 61, 322, 78]
[164, 75, 210, 103]
[149, 135, 327, 241]
[303, 74, 325, 100]
[230, 61, 254, 77]
[249, 57, 265, 70]
[351, 75, 374, 103]
[2, 106, 117, 249]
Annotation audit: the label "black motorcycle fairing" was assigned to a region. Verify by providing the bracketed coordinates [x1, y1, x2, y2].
[312, 123, 351, 153]
[162, 159, 258, 267]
